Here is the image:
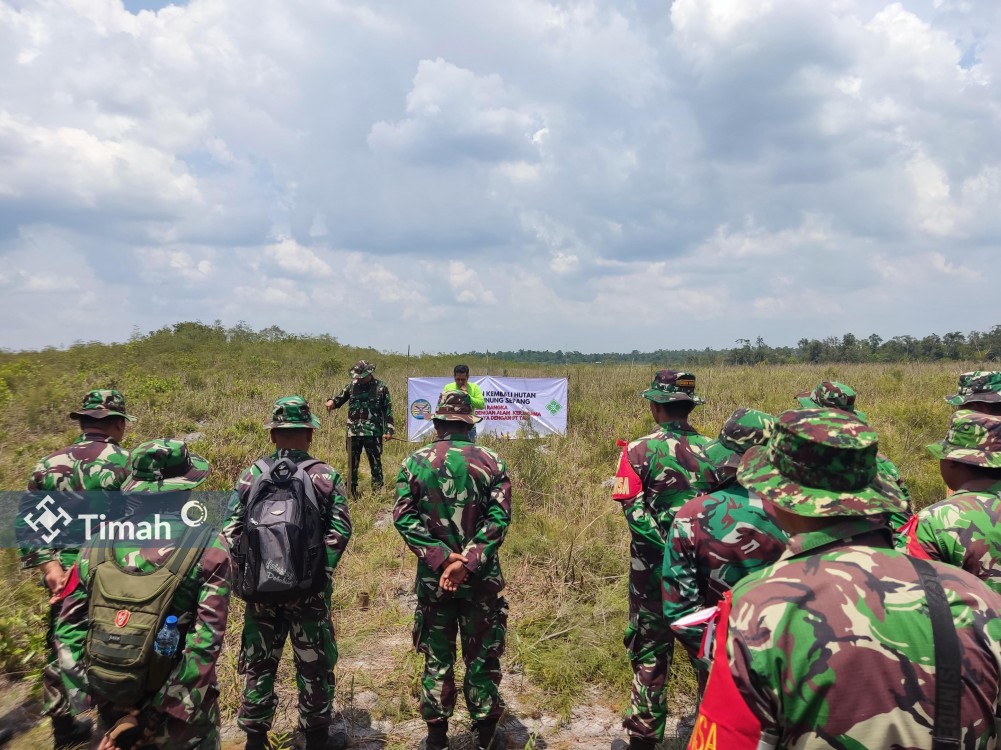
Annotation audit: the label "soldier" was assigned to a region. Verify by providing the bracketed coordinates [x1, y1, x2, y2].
[394, 391, 512, 750]
[54, 438, 231, 750]
[688, 409, 1001, 749]
[16, 389, 134, 749]
[325, 359, 394, 496]
[901, 410, 1001, 594]
[945, 371, 1001, 415]
[224, 396, 352, 750]
[662, 409, 786, 661]
[611, 370, 714, 750]
[794, 379, 911, 527]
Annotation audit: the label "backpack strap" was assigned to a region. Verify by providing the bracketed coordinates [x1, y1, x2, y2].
[906, 557, 962, 750]
[294, 459, 324, 511]
[166, 523, 215, 577]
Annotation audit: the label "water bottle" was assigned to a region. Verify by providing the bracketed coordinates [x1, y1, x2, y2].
[153, 615, 180, 657]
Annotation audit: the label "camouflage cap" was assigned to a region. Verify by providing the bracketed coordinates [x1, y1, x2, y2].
[641, 370, 703, 405]
[68, 389, 137, 422]
[795, 381, 866, 421]
[264, 395, 321, 429]
[927, 409, 1001, 468]
[433, 390, 482, 424]
[350, 359, 376, 382]
[945, 371, 1001, 406]
[702, 408, 776, 470]
[121, 438, 211, 494]
[737, 408, 905, 518]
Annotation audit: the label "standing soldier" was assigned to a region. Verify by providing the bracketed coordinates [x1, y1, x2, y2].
[224, 396, 352, 750]
[611, 370, 714, 750]
[662, 409, 786, 662]
[325, 360, 394, 496]
[901, 410, 1001, 594]
[394, 391, 512, 750]
[688, 409, 1001, 749]
[16, 389, 134, 749]
[945, 371, 1001, 416]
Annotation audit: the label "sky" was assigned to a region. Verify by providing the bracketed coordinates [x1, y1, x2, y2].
[1, 0, 999, 353]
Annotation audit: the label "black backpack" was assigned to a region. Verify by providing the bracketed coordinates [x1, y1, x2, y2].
[233, 457, 326, 603]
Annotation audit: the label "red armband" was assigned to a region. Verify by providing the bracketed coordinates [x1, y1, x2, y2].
[899, 515, 931, 560]
[59, 564, 80, 600]
[612, 439, 642, 502]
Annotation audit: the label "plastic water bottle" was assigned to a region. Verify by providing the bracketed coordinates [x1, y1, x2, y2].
[153, 615, 179, 657]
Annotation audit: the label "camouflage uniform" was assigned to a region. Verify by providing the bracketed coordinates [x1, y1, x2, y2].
[329, 360, 394, 494]
[902, 410, 1001, 595]
[222, 397, 352, 742]
[945, 370, 1001, 411]
[15, 389, 133, 741]
[54, 439, 230, 750]
[662, 409, 786, 660]
[688, 409, 1001, 750]
[612, 370, 714, 744]
[394, 392, 511, 737]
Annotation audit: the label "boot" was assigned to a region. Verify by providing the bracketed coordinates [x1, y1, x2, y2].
[419, 721, 449, 750]
[474, 720, 507, 750]
[244, 731, 271, 750]
[628, 738, 658, 750]
[51, 715, 92, 749]
[304, 726, 347, 750]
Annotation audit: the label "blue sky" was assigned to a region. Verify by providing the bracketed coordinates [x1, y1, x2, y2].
[1, 1, 999, 352]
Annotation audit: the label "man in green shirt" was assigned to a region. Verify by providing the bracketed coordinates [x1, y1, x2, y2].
[442, 365, 485, 441]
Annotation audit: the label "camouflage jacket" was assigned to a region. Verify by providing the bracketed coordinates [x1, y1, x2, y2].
[18, 433, 130, 569]
[901, 486, 1001, 595]
[394, 434, 512, 603]
[699, 518, 1001, 749]
[331, 379, 395, 437]
[876, 453, 912, 529]
[55, 512, 231, 727]
[662, 483, 787, 657]
[222, 449, 352, 577]
[614, 421, 713, 609]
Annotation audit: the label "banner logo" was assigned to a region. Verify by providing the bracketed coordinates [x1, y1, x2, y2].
[410, 399, 432, 420]
[546, 399, 562, 415]
[24, 495, 73, 544]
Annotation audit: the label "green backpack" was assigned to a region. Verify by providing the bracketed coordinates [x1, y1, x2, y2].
[84, 524, 213, 707]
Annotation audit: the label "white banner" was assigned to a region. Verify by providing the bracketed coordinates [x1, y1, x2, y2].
[407, 377, 569, 441]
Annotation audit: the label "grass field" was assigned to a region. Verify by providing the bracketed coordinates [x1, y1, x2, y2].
[0, 330, 971, 747]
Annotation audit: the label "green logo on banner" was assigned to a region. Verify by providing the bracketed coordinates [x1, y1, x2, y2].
[546, 400, 562, 415]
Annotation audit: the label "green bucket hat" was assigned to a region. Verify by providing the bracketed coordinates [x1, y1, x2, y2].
[121, 439, 211, 494]
[795, 381, 866, 421]
[350, 360, 376, 383]
[927, 409, 1001, 467]
[264, 396, 321, 429]
[945, 371, 1001, 406]
[737, 408, 904, 518]
[68, 389, 137, 422]
[702, 408, 776, 470]
[433, 391, 482, 424]
[641, 370, 703, 405]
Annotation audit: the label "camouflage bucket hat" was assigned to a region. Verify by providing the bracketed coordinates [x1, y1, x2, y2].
[927, 409, 1001, 467]
[737, 408, 905, 518]
[350, 359, 376, 382]
[702, 408, 776, 470]
[68, 389, 137, 422]
[264, 395, 321, 429]
[641, 370, 703, 405]
[433, 390, 482, 424]
[945, 371, 1001, 406]
[795, 381, 866, 421]
[121, 439, 211, 494]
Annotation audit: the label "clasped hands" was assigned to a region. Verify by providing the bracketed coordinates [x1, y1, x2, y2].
[439, 552, 469, 592]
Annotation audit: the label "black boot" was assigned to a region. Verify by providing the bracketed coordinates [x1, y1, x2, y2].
[304, 726, 347, 750]
[51, 715, 92, 749]
[419, 721, 449, 750]
[628, 738, 658, 750]
[244, 731, 271, 750]
[474, 720, 507, 750]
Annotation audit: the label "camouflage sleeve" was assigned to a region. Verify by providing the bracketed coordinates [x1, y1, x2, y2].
[393, 460, 453, 572]
[383, 383, 395, 434]
[619, 446, 666, 554]
[18, 465, 60, 568]
[149, 537, 232, 723]
[461, 458, 512, 575]
[54, 554, 92, 714]
[310, 466, 352, 573]
[221, 467, 256, 547]
[331, 384, 351, 409]
[662, 512, 704, 657]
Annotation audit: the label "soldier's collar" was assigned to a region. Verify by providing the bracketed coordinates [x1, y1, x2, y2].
[435, 434, 473, 444]
[77, 432, 118, 445]
[658, 420, 697, 434]
[271, 448, 312, 460]
[781, 517, 892, 560]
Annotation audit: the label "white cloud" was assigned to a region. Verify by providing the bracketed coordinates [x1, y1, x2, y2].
[447, 261, 497, 305]
[264, 238, 332, 277]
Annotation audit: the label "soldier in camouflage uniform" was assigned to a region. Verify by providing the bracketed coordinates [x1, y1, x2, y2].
[224, 396, 352, 750]
[54, 438, 231, 750]
[611, 370, 714, 750]
[688, 408, 1001, 750]
[945, 371, 1001, 416]
[394, 391, 512, 750]
[16, 389, 134, 749]
[794, 379, 911, 527]
[326, 359, 394, 496]
[662, 409, 786, 662]
[901, 410, 1001, 594]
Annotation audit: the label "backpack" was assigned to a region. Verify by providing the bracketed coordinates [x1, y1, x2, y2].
[233, 456, 327, 603]
[84, 523, 213, 707]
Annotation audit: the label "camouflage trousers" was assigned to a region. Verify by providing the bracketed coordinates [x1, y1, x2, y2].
[93, 704, 219, 750]
[43, 601, 73, 721]
[412, 595, 508, 724]
[349, 435, 384, 492]
[623, 608, 675, 742]
[237, 593, 338, 734]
